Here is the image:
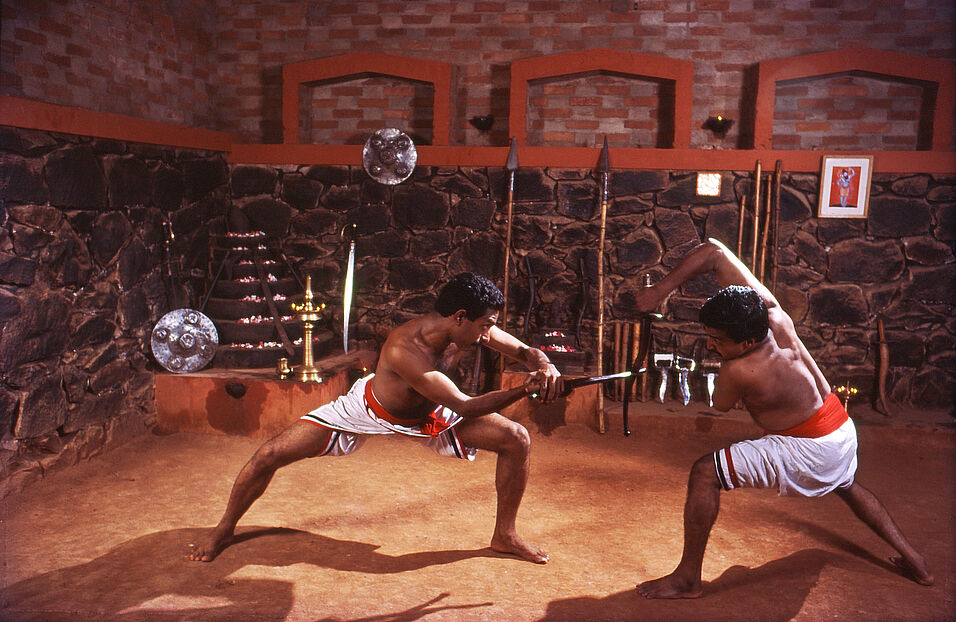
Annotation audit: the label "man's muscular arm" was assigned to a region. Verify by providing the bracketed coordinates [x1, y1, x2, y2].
[634, 238, 781, 314]
[484, 326, 563, 401]
[384, 340, 544, 418]
[711, 364, 743, 412]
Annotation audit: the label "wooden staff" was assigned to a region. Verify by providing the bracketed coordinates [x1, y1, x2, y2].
[612, 322, 621, 400]
[499, 138, 518, 379]
[596, 138, 610, 433]
[736, 194, 747, 259]
[769, 159, 783, 292]
[628, 321, 640, 402]
[758, 172, 773, 280]
[621, 323, 632, 400]
[751, 160, 762, 271]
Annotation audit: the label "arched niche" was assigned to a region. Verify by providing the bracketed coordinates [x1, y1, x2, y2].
[753, 48, 954, 151]
[509, 48, 694, 148]
[282, 52, 452, 145]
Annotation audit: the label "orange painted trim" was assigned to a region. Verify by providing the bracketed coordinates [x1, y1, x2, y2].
[0, 95, 232, 152]
[754, 48, 955, 151]
[229, 143, 956, 174]
[3, 96, 951, 174]
[281, 52, 451, 145]
[509, 48, 694, 148]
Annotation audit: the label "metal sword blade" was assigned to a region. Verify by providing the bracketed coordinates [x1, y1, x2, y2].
[343, 241, 355, 353]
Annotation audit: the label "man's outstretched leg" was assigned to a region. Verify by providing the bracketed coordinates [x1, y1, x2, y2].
[188, 421, 334, 562]
[456, 414, 549, 564]
[638, 454, 722, 599]
[835, 482, 934, 586]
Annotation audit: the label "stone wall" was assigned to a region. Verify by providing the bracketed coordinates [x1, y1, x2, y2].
[231, 161, 955, 411]
[1, 124, 953, 496]
[0, 126, 228, 497]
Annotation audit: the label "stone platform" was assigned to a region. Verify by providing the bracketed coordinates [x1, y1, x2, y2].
[154, 350, 376, 439]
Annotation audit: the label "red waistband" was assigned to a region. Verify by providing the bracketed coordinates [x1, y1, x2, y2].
[363, 380, 450, 437]
[768, 392, 849, 438]
[364, 380, 428, 425]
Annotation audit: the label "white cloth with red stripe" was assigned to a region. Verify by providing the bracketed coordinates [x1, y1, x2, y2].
[714, 417, 858, 497]
[300, 374, 476, 461]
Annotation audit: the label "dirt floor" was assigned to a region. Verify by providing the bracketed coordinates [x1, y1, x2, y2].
[0, 402, 953, 621]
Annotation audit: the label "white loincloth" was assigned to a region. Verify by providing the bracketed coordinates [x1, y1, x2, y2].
[714, 417, 858, 497]
[300, 374, 476, 461]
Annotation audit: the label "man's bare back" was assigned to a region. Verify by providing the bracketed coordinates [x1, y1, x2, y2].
[634, 239, 933, 598]
[715, 321, 829, 431]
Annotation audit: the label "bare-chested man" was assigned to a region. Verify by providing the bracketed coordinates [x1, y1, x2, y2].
[189, 272, 561, 564]
[634, 238, 933, 599]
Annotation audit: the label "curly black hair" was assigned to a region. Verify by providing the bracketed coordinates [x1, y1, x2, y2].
[699, 285, 769, 343]
[434, 272, 504, 320]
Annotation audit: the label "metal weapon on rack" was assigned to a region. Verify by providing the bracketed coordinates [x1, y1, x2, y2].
[675, 355, 696, 406]
[701, 360, 720, 408]
[654, 353, 674, 403]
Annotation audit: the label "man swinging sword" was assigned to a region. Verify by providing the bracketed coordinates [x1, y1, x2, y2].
[189, 273, 561, 564]
[634, 239, 933, 599]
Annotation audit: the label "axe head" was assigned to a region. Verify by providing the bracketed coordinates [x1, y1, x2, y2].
[599, 136, 610, 173]
[653, 353, 674, 367]
[506, 137, 519, 171]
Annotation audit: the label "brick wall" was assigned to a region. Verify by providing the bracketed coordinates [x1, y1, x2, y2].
[3, 1, 953, 148]
[301, 76, 435, 145]
[1, 0, 217, 128]
[774, 75, 925, 151]
[527, 73, 665, 148]
[206, 0, 956, 147]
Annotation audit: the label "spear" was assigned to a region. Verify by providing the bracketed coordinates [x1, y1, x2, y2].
[499, 138, 518, 380]
[596, 137, 610, 434]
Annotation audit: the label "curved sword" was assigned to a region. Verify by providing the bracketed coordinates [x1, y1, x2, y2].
[341, 224, 357, 353]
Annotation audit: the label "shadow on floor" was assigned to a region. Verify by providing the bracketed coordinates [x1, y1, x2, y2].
[0, 527, 497, 622]
[538, 549, 843, 622]
[313, 592, 495, 622]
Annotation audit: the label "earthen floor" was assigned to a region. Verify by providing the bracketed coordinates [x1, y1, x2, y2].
[1, 404, 953, 621]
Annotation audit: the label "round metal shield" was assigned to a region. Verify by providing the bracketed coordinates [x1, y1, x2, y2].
[151, 308, 219, 373]
[362, 128, 417, 185]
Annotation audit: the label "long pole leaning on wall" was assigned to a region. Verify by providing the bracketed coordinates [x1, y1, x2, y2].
[499, 138, 518, 382]
[738, 159, 782, 287]
[596, 138, 610, 434]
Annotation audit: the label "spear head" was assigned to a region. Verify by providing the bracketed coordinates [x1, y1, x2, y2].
[599, 136, 610, 174]
[506, 137, 519, 171]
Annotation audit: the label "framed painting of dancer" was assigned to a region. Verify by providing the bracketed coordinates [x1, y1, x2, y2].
[818, 155, 873, 218]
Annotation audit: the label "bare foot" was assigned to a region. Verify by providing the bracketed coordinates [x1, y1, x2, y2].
[187, 527, 234, 562]
[890, 555, 934, 586]
[637, 573, 703, 599]
[490, 533, 550, 564]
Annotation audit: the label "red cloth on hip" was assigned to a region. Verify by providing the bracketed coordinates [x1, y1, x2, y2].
[767, 392, 849, 438]
[363, 380, 451, 437]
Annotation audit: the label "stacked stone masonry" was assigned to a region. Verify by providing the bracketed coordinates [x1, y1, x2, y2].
[2, 127, 953, 499]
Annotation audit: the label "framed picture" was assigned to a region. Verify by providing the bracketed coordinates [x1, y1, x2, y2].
[818, 155, 873, 218]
